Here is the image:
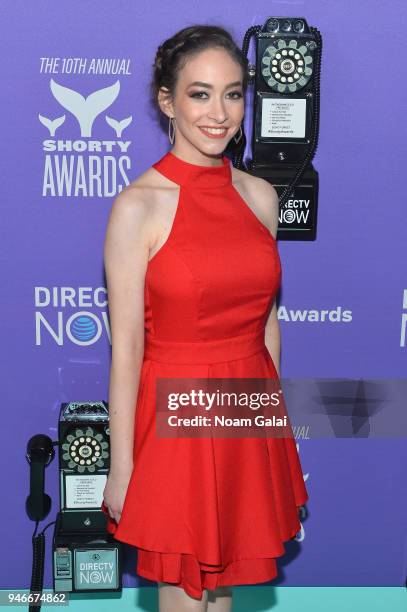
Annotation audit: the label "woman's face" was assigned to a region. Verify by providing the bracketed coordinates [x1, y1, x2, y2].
[163, 46, 245, 161]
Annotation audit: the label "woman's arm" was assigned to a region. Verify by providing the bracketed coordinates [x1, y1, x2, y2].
[103, 185, 152, 479]
[244, 176, 281, 377]
[264, 300, 281, 378]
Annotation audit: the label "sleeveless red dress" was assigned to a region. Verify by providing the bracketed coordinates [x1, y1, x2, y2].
[101, 150, 308, 599]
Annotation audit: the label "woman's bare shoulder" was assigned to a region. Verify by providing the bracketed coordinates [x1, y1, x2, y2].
[230, 165, 279, 235]
[129, 164, 179, 189]
[231, 165, 278, 196]
[114, 165, 178, 211]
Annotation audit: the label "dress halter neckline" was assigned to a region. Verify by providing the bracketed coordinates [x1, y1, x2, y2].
[152, 150, 232, 189]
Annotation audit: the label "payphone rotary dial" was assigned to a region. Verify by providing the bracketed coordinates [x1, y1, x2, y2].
[61, 427, 109, 473]
[261, 38, 314, 93]
[59, 402, 110, 474]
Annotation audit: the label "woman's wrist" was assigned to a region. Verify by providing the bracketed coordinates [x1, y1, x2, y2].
[109, 463, 133, 478]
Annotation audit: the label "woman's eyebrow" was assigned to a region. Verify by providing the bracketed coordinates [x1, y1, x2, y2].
[188, 80, 242, 89]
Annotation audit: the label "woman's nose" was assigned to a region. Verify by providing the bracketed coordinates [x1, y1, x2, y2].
[207, 98, 228, 122]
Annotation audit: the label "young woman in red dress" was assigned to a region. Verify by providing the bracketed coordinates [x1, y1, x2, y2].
[101, 24, 308, 612]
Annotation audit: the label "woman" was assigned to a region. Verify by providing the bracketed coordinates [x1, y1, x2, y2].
[101, 24, 308, 612]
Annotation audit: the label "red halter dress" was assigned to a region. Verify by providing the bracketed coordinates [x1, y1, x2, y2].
[101, 150, 308, 599]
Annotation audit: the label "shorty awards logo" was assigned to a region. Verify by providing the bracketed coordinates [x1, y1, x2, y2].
[39, 57, 133, 198]
[35, 287, 110, 346]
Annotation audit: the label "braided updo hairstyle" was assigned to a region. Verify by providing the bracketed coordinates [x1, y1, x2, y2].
[150, 24, 249, 120]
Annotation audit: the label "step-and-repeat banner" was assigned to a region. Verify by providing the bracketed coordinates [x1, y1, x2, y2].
[1, 0, 406, 592]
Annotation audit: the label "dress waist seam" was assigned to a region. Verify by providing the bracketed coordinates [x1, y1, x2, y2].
[144, 328, 266, 365]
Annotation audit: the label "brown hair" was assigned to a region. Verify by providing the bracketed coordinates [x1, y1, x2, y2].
[150, 24, 248, 111]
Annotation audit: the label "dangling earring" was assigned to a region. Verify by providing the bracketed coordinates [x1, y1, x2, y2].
[168, 116, 176, 144]
[233, 125, 243, 144]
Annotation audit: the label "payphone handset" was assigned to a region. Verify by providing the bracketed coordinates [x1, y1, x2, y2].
[26, 434, 55, 522]
[235, 17, 322, 209]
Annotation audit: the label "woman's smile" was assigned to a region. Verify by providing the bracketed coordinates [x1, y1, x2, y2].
[198, 126, 228, 138]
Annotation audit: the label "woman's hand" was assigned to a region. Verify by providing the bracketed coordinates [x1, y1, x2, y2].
[102, 467, 133, 524]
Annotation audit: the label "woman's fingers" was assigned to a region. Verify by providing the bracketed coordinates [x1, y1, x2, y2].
[106, 505, 121, 523]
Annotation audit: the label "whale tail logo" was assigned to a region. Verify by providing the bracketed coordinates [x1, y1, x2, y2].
[38, 114, 66, 136]
[105, 115, 132, 137]
[50, 78, 120, 137]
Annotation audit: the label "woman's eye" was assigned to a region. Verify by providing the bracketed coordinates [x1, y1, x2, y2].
[190, 91, 243, 99]
[229, 91, 243, 99]
[190, 91, 208, 99]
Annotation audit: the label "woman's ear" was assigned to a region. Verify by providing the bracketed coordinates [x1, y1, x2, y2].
[157, 87, 174, 119]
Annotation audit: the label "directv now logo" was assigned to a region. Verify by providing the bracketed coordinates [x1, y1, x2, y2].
[78, 561, 115, 585]
[35, 287, 111, 346]
[400, 289, 407, 347]
[279, 198, 311, 224]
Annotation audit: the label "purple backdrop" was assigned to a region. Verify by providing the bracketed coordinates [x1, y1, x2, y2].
[1, 0, 406, 590]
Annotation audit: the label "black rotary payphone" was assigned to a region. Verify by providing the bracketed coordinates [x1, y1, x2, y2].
[26, 401, 122, 602]
[232, 17, 322, 240]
